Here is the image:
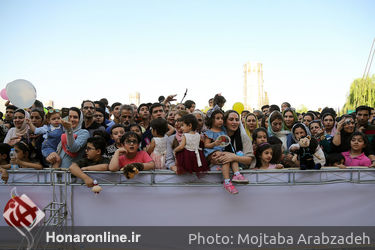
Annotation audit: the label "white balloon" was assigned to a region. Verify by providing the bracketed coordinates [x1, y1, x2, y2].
[6, 79, 37, 109]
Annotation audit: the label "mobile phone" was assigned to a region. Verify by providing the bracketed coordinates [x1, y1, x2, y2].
[61, 108, 69, 118]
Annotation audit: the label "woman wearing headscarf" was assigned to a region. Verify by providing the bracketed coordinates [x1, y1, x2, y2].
[4, 109, 30, 146]
[321, 112, 337, 136]
[244, 113, 259, 142]
[210, 110, 255, 169]
[267, 111, 290, 153]
[289, 122, 326, 167]
[332, 114, 356, 153]
[309, 119, 333, 155]
[47, 107, 90, 168]
[282, 108, 298, 131]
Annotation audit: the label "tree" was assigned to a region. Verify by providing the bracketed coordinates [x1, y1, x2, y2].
[343, 74, 375, 113]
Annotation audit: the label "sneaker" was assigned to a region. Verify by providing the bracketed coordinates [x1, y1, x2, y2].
[223, 182, 238, 194]
[232, 173, 249, 184]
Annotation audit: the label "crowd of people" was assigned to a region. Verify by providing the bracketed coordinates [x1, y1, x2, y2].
[1, 94, 375, 194]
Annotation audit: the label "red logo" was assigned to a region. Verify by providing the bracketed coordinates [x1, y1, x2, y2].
[3, 194, 45, 229]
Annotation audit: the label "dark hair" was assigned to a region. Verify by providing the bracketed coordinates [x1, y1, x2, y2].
[269, 104, 280, 113]
[252, 127, 269, 142]
[205, 109, 224, 128]
[184, 100, 196, 109]
[110, 124, 126, 134]
[321, 107, 337, 118]
[87, 136, 107, 155]
[261, 114, 269, 128]
[95, 108, 107, 126]
[129, 123, 143, 134]
[30, 108, 46, 122]
[95, 107, 105, 116]
[69, 107, 81, 119]
[150, 103, 164, 114]
[14, 109, 25, 116]
[309, 120, 322, 129]
[94, 101, 106, 111]
[303, 112, 315, 121]
[268, 136, 283, 164]
[92, 130, 110, 144]
[213, 94, 226, 106]
[255, 143, 273, 168]
[6, 105, 18, 111]
[150, 118, 169, 136]
[33, 99, 44, 110]
[355, 105, 371, 115]
[261, 105, 269, 110]
[111, 102, 122, 111]
[137, 103, 149, 113]
[349, 131, 368, 149]
[14, 141, 33, 158]
[281, 102, 291, 108]
[326, 153, 345, 166]
[120, 131, 141, 144]
[269, 111, 283, 124]
[291, 122, 308, 137]
[321, 112, 335, 121]
[0, 143, 12, 162]
[158, 96, 165, 103]
[181, 114, 198, 131]
[81, 100, 95, 109]
[99, 98, 109, 106]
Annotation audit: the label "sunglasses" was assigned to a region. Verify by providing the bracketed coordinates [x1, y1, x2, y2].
[48, 109, 60, 113]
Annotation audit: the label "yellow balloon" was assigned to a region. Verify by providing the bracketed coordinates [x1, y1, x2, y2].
[232, 102, 244, 114]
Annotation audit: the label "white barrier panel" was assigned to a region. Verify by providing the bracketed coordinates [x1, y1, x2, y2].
[2, 169, 375, 227]
[71, 183, 375, 226]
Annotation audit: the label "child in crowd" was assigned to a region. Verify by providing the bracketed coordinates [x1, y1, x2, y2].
[69, 137, 110, 187]
[204, 110, 227, 159]
[129, 124, 143, 139]
[325, 153, 346, 168]
[341, 132, 371, 167]
[204, 110, 247, 195]
[0, 143, 11, 183]
[11, 141, 43, 170]
[289, 123, 326, 167]
[106, 124, 125, 158]
[268, 136, 284, 165]
[174, 114, 209, 174]
[28, 109, 64, 168]
[252, 127, 269, 153]
[109, 131, 155, 177]
[147, 118, 169, 169]
[255, 143, 284, 169]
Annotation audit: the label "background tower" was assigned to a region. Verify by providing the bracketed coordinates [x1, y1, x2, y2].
[243, 62, 268, 111]
[129, 92, 140, 106]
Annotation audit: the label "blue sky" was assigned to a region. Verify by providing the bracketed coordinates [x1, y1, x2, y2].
[0, 0, 374, 111]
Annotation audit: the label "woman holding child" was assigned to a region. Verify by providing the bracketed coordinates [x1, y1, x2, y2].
[48, 107, 90, 168]
[210, 110, 255, 169]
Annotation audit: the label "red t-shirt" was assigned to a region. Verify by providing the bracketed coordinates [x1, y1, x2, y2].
[118, 151, 153, 168]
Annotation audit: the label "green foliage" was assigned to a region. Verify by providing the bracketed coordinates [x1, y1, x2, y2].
[343, 75, 375, 113]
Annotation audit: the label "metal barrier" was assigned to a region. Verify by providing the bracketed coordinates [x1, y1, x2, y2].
[1, 167, 375, 227]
